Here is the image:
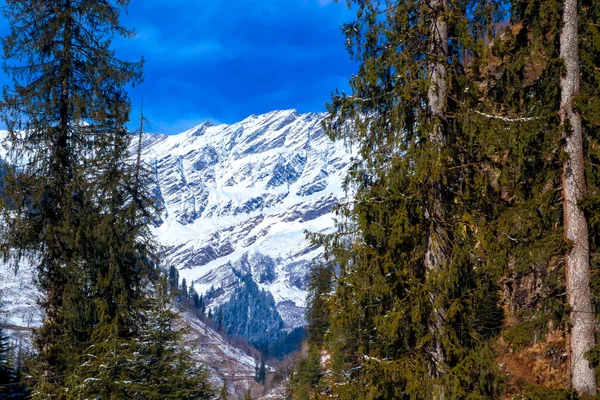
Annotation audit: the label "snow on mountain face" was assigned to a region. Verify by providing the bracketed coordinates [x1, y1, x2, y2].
[143, 109, 351, 333]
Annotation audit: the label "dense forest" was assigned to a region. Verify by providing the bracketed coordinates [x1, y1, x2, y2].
[2, 0, 600, 399]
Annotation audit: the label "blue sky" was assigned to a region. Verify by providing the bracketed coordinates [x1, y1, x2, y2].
[114, 0, 357, 133]
[0, 0, 357, 134]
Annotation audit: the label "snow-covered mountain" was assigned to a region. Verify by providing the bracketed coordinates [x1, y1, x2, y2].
[143, 109, 351, 338]
[0, 109, 350, 398]
[0, 109, 351, 383]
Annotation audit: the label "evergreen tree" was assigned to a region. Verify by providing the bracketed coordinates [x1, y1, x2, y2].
[559, 0, 596, 393]
[190, 282, 201, 310]
[291, 345, 322, 400]
[68, 280, 213, 399]
[168, 265, 180, 293]
[180, 278, 188, 305]
[313, 0, 507, 398]
[217, 306, 224, 333]
[464, 0, 600, 395]
[0, 326, 14, 398]
[0, 0, 143, 396]
[0, 1, 213, 397]
[305, 263, 333, 347]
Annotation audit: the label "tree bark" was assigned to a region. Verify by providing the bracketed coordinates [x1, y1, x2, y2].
[426, 0, 449, 398]
[560, 0, 597, 395]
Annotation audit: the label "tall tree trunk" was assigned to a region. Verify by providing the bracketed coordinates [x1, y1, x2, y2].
[560, 0, 597, 395]
[426, 0, 449, 397]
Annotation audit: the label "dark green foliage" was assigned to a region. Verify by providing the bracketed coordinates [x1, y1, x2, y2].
[68, 282, 213, 399]
[302, 0, 600, 396]
[218, 273, 284, 349]
[308, 0, 508, 397]
[305, 263, 333, 346]
[520, 385, 579, 400]
[255, 359, 266, 385]
[0, 1, 212, 397]
[267, 327, 305, 359]
[502, 313, 551, 350]
[291, 345, 322, 400]
[190, 282, 201, 311]
[168, 265, 180, 292]
[0, 0, 143, 395]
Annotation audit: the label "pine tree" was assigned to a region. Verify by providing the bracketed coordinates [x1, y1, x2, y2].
[313, 0, 507, 398]
[559, 0, 596, 393]
[0, 0, 143, 396]
[217, 306, 224, 333]
[466, 0, 600, 395]
[168, 265, 180, 293]
[68, 280, 213, 399]
[180, 278, 189, 305]
[190, 282, 201, 310]
[0, 326, 14, 398]
[0, 1, 213, 397]
[305, 263, 333, 346]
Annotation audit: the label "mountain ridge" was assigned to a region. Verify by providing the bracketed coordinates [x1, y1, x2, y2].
[143, 109, 351, 339]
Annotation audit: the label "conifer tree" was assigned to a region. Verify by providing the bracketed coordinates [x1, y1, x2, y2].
[305, 263, 333, 346]
[466, 0, 600, 395]
[0, 326, 14, 397]
[181, 278, 189, 305]
[559, 0, 596, 393]
[0, 0, 143, 395]
[190, 282, 201, 310]
[0, 1, 213, 398]
[168, 265, 180, 293]
[314, 0, 507, 397]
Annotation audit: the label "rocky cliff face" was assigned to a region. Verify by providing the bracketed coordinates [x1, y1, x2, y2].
[142, 109, 351, 338]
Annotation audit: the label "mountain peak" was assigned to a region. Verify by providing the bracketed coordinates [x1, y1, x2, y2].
[141, 108, 353, 335]
[188, 120, 215, 137]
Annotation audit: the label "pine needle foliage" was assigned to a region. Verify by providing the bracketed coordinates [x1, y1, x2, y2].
[309, 1, 510, 398]
[0, 1, 213, 398]
[472, 0, 600, 392]
[307, 0, 600, 396]
[0, 1, 143, 395]
[67, 281, 213, 400]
